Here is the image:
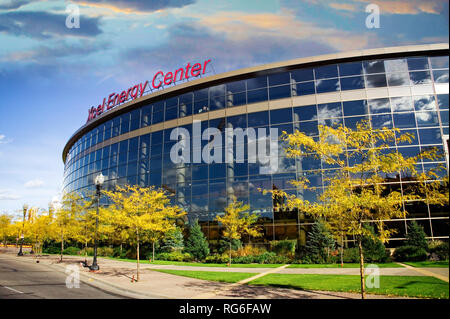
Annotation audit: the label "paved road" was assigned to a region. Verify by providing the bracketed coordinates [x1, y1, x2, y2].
[0, 255, 127, 299]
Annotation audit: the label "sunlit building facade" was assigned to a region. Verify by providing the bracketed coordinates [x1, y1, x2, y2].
[63, 44, 449, 247]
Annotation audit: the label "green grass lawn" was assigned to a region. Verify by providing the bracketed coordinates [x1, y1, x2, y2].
[104, 257, 283, 268]
[288, 263, 403, 268]
[154, 269, 255, 283]
[403, 261, 449, 268]
[153, 269, 449, 299]
[250, 274, 449, 299]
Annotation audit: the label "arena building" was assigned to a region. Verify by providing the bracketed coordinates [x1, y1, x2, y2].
[63, 43, 449, 247]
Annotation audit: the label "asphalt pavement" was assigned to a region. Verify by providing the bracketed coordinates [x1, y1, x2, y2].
[0, 255, 127, 299]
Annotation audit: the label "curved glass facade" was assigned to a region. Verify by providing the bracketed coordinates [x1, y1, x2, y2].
[63, 50, 449, 247]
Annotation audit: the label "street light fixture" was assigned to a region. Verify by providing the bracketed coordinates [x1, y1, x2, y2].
[18, 204, 28, 256]
[89, 173, 105, 271]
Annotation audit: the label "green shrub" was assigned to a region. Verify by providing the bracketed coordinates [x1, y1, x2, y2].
[97, 247, 114, 257]
[43, 246, 60, 254]
[232, 255, 255, 264]
[160, 227, 185, 253]
[205, 254, 229, 263]
[80, 247, 94, 256]
[156, 251, 194, 262]
[113, 246, 127, 259]
[184, 220, 210, 260]
[343, 247, 360, 263]
[405, 221, 428, 251]
[393, 245, 428, 262]
[428, 241, 449, 261]
[305, 220, 335, 263]
[270, 240, 296, 257]
[362, 225, 391, 263]
[253, 252, 276, 264]
[63, 246, 80, 255]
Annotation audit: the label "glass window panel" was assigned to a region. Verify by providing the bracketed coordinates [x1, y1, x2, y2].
[152, 111, 164, 124]
[294, 81, 315, 96]
[227, 92, 246, 107]
[414, 95, 436, 111]
[339, 62, 363, 76]
[394, 113, 418, 130]
[293, 105, 317, 122]
[315, 78, 339, 93]
[165, 106, 178, 121]
[387, 72, 410, 86]
[319, 117, 343, 127]
[247, 76, 267, 90]
[209, 95, 225, 110]
[343, 100, 368, 117]
[120, 113, 130, 135]
[299, 156, 321, 171]
[149, 170, 161, 186]
[268, 72, 290, 86]
[437, 94, 449, 110]
[209, 84, 225, 97]
[410, 71, 432, 85]
[371, 114, 393, 129]
[269, 85, 291, 100]
[140, 105, 151, 127]
[209, 163, 226, 179]
[127, 161, 137, 177]
[317, 102, 342, 119]
[431, 56, 449, 69]
[368, 98, 391, 114]
[416, 111, 439, 127]
[407, 57, 429, 71]
[150, 156, 162, 170]
[270, 108, 292, 124]
[419, 128, 441, 144]
[178, 100, 192, 117]
[247, 88, 268, 104]
[227, 114, 247, 128]
[192, 165, 208, 180]
[118, 151, 127, 165]
[433, 70, 449, 83]
[391, 96, 413, 112]
[396, 129, 419, 146]
[363, 60, 385, 74]
[194, 88, 208, 100]
[384, 59, 408, 73]
[291, 68, 314, 82]
[340, 76, 365, 90]
[112, 117, 120, 137]
[226, 80, 246, 93]
[118, 164, 127, 178]
[151, 130, 163, 144]
[314, 64, 338, 79]
[345, 116, 368, 130]
[440, 110, 449, 126]
[365, 74, 387, 88]
[194, 99, 209, 114]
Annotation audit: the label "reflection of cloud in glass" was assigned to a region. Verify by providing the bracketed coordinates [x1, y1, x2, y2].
[391, 96, 413, 111]
[384, 59, 408, 73]
[369, 98, 390, 113]
[387, 73, 409, 86]
[414, 96, 436, 111]
[416, 112, 435, 123]
[317, 104, 341, 119]
[434, 71, 449, 83]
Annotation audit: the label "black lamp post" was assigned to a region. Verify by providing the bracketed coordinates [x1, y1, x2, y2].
[18, 204, 28, 256]
[89, 173, 105, 271]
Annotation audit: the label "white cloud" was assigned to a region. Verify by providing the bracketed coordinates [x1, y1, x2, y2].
[0, 134, 12, 144]
[24, 179, 45, 189]
[0, 189, 20, 200]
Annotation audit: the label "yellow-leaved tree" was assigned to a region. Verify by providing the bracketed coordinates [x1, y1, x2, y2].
[215, 197, 262, 265]
[103, 185, 186, 281]
[27, 210, 54, 257]
[54, 193, 82, 262]
[0, 213, 13, 247]
[264, 120, 448, 299]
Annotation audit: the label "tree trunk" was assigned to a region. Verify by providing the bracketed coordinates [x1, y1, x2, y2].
[60, 231, 64, 262]
[120, 243, 123, 257]
[340, 235, 344, 268]
[136, 230, 140, 282]
[229, 241, 232, 265]
[358, 236, 365, 299]
[152, 241, 155, 261]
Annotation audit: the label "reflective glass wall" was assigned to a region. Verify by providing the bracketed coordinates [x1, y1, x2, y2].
[63, 54, 449, 246]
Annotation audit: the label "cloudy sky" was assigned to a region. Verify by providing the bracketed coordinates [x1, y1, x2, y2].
[0, 0, 448, 217]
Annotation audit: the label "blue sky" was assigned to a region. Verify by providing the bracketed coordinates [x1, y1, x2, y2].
[0, 0, 448, 217]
